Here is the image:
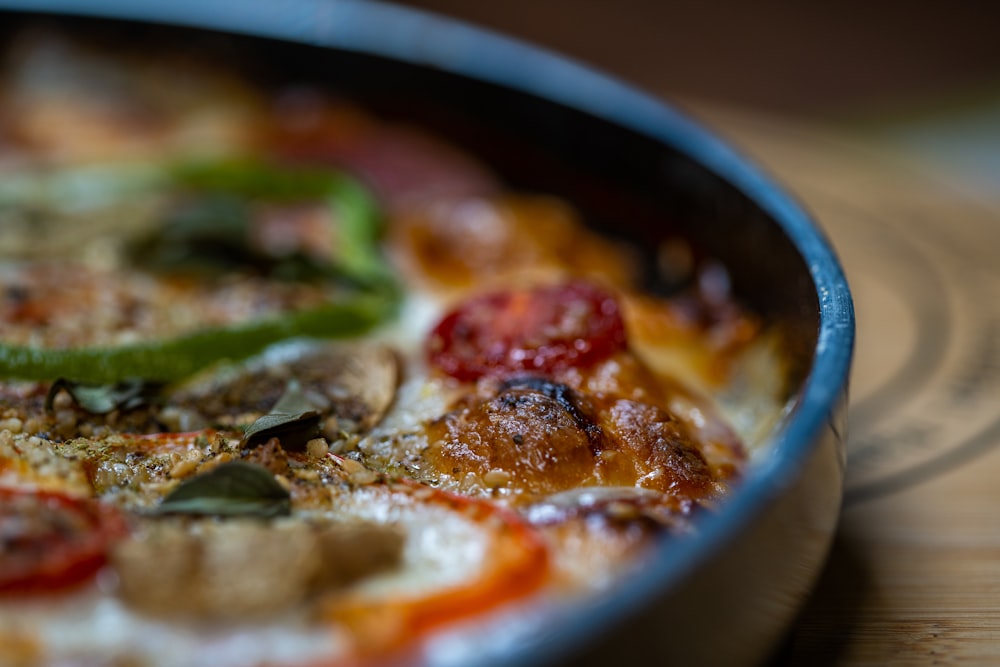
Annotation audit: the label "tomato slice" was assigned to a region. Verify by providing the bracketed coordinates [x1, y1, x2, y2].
[427, 281, 627, 381]
[0, 487, 126, 595]
[318, 480, 550, 660]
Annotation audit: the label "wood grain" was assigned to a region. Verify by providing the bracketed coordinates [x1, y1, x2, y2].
[692, 105, 1000, 666]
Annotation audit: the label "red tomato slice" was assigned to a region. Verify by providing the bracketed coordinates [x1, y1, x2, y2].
[0, 487, 126, 595]
[427, 281, 627, 381]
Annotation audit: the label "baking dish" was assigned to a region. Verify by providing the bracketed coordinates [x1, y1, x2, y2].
[0, 1, 854, 664]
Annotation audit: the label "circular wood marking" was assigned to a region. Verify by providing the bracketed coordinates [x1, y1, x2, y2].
[688, 104, 1000, 505]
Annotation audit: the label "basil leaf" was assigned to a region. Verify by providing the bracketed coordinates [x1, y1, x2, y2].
[154, 461, 290, 518]
[45, 378, 161, 415]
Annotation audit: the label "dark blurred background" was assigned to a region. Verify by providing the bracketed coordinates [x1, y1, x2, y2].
[397, 0, 1000, 121]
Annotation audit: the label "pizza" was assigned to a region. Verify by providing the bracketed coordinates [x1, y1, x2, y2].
[0, 30, 786, 667]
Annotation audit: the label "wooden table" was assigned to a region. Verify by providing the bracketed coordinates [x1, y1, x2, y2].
[690, 105, 1000, 665]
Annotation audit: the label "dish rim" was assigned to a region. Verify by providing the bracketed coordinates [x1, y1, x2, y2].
[0, 1, 856, 664]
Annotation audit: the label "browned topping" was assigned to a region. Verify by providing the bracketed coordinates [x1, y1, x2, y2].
[622, 287, 762, 387]
[535, 511, 665, 591]
[424, 381, 614, 502]
[387, 195, 638, 293]
[604, 399, 712, 496]
[422, 377, 717, 504]
[418, 350, 743, 507]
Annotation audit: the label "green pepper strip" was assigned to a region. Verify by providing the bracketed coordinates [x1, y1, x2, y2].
[0, 292, 393, 384]
[0, 159, 399, 383]
[170, 158, 393, 287]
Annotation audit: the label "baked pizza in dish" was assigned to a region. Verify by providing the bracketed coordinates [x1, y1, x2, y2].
[0, 31, 789, 667]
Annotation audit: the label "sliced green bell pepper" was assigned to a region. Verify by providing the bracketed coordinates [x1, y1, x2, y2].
[0, 158, 399, 383]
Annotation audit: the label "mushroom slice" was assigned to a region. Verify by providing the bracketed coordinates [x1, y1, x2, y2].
[112, 517, 404, 619]
[167, 340, 399, 437]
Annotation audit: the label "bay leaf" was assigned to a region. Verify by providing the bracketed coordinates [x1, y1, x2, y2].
[241, 379, 322, 450]
[153, 461, 290, 518]
[45, 377, 161, 415]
